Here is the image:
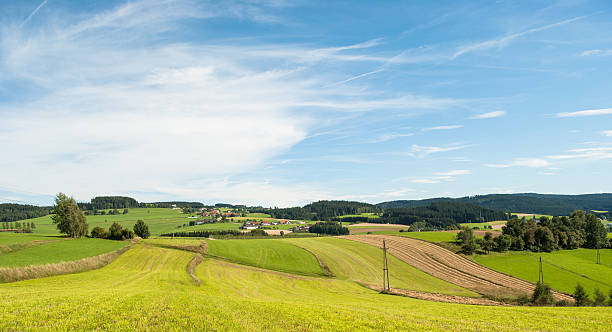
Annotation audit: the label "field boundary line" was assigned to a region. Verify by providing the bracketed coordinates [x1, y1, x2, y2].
[287, 242, 335, 277]
[543, 260, 612, 288]
[363, 283, 507, 306]
[0, 242, 135, 283]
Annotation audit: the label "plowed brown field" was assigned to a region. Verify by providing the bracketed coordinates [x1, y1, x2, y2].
[341, 234, 574, 302]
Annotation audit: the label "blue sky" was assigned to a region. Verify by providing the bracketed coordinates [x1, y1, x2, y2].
[1, 0, 611, 207]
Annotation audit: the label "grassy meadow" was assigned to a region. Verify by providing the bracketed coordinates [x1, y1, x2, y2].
[205, 239, 327, 276]
[0, 243, 610, 331]
[0, 238, 128, 268]
[473, 249, 612, 295]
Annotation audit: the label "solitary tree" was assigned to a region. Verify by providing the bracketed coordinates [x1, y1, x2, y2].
[109, 222, 123, 240]
[133, 220, 150, 239]
[457, 227, 478, 254]
[51, 193, 89, 238]
[593, 288, 606, 306]
[531, 282, 554, 306]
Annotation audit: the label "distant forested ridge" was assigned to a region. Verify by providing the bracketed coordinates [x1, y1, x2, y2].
[265, 200, 380, 220]
[78, 196, 139, 210]
[0, 204, 50, 222]
[378, 202, 507, 228]
[378, 193, 612, 217]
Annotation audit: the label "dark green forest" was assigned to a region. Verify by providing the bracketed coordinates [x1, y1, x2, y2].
[262, 200, 381, 220]
[378, 202, 508, 228]
[0, 203, 50, 222]
[378, 193, 612, 217]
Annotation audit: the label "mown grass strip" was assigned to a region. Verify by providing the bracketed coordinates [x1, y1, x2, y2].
[0, 244, 134, 283]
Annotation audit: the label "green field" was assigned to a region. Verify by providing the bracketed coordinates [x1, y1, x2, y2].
[0, 243, 609, 330]
[0, 238, 128, 268]
[13, 208, 244, 236]
[473, 249, 612, 296]
[378, 231, 459, 243]
[287, 237, 477, 296]
[205, 239, 327, 276]
[459, 220, 506, 230]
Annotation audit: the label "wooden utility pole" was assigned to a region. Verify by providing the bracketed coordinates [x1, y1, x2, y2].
[597, 248, 601, 265]
[382, 239, 390, 291]
[538, 256, 544, 283]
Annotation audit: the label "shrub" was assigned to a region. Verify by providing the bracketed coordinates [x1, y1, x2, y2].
[91, 226, 108, 239]
[120, 229, 135, 240]
[531, 282, 554, 306]
[593, 288, 606, 306]
[108, 222, 124, 240]
[555, 300, 569, 307]
[608, 289, 612, 306]
[573, 283, 589, 306]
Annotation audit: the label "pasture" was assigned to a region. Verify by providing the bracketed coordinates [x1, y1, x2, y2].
[473, 249, 612, 296]
[205, 239, 327, 276]
[0, 238, 128, 268]
[0, 243, 609, 331]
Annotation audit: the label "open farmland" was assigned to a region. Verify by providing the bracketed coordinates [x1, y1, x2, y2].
[0, 238, 129, 268]
[343, 234, 574, 301]
[205, 239, 327, 276]
[0, 242, 610, 330]
[473, 249, 612, 295]
[287, 237, 477, 297]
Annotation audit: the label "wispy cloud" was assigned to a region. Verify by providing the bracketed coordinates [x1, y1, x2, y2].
[471, 111, 505, 119]
[409, 169, 470, 184]
[409, 143, 471, 156]
[485, 158, 551, 168]
[453, 16, 585, 58]
[557, 108, 612, 118]
[602, 130, 612, 137]
[327, 69, 384, 87]
[581, 49, 612, 56]
[422, 125, 463, 131]
[366, 133, 414, 143]
[547, 147, 612, 160]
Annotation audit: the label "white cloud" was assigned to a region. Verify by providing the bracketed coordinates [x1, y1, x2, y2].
[485, 158, 551, 168]
[471, 111, 506, 119]
[422, 125, 463, 131]
[408, 169, 470, 184]
[410, 143, 470, 156]
[1, 0, 465, 204]
[557, 108, 612, 117]
[581, 49, 612, 56]
[602, 130, 612, 137]
[547, 147, 612, 160]
[366, 133, 414, 143]
[453, 16, 585, 58]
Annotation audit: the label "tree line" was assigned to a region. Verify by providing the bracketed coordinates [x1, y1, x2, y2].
[309, 221, 350, 235]
[1, 221, 36, 233]
[0, 203, 50, 222]
[260, 200, 381, 221]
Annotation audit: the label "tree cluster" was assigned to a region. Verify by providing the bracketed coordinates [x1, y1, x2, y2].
[78, 196, 139, 210]
[573, 284, 612, 307]
[90, 222, 137, 240]
[263, 200, 381, 221]
[0, 204, 50, 222]
[501, 211, 609, 252]
[309, 221, 350, 235]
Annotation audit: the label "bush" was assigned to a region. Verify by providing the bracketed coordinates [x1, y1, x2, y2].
[573, 283, 590, 306]
[608, 289, 612, 306]
[516, 294, 531, 305]
[555, 300, 569, 307]
[531, 282, 554, 306]
[593, 288, 606, 306]
[133, 220, 150, 239]
[120, 229, 135, 240]
[91, 226, 108, 239]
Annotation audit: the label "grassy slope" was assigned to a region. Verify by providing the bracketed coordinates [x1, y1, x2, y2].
[0, 244, 609, 331]
[0, 233, 62, 245]
[473, 249, 612, 295]
[376, 231, 459, 242]
[0, 238, 128, 268]
[205, 239, 326, 276]
[287, 237, 477, 297]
